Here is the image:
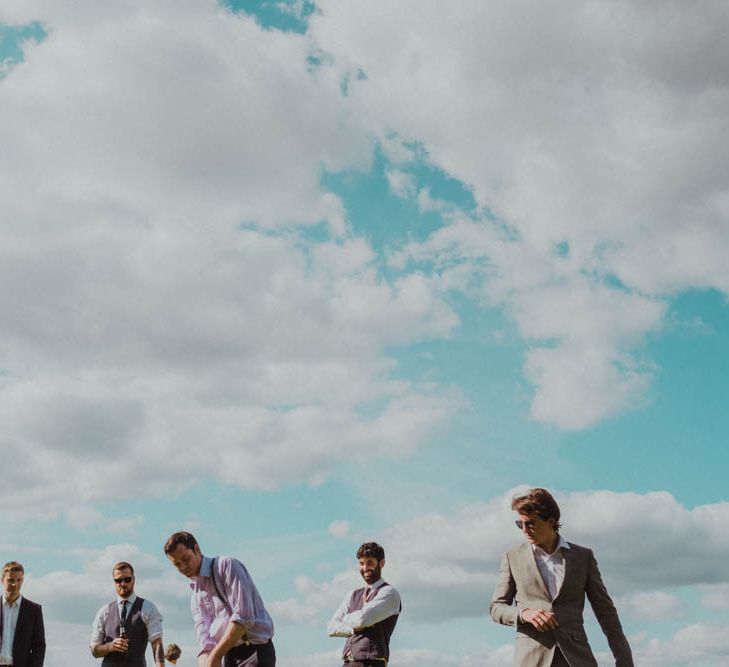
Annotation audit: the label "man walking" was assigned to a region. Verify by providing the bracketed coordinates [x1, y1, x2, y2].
[164, 531, 275, 667]
[328, 542, 401, 666]
[0, 562, 45, 667]
[490, 488, 633, 666]
[90, 561, 165, 667]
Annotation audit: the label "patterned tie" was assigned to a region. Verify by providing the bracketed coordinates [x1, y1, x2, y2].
[364, 586, 371, 602]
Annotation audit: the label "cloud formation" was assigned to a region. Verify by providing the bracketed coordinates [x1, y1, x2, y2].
[0, 0, 461, 519]
[310, 0, 729, 429]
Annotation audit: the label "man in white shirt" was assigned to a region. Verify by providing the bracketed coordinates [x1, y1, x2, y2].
[90, 561, 165, 667]
[0, 561, 45, 667]
[328, 542, 401, 666]
[490, 488, 633, 667]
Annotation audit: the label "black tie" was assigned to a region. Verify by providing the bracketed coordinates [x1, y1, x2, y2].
[121, 600, 129, 625]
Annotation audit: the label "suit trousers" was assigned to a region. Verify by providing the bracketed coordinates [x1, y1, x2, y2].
[223, 640, 276, 667]
[551, 648, 570, 666]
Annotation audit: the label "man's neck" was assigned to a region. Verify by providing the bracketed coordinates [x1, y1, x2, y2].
[536, 533, 560, 554]
[4, 593, 20, 605]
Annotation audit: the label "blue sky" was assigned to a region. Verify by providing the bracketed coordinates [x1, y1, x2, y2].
[1, 1, 729, 666]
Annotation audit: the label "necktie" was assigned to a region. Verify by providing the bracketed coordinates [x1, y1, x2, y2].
[364, 587, 371, 602]
[121, 600, 129, 625]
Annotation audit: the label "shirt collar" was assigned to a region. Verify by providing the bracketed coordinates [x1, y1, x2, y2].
[2, 594, 22, 608]
[189, 555, 213, 590]
[118, 593, 137, 605]
[365, 578, 386, 592]
[531, 535, 571, 556]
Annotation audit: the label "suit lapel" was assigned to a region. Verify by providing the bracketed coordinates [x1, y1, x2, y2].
[518, 543, 552, 601]
[13, 598, 28, 656]
[554, 542, 575, 601]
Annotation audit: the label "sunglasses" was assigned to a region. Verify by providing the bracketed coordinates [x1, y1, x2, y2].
[515, 520, 538, 530]
[114, 576, 134, 584]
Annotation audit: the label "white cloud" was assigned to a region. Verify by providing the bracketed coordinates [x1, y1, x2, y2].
[310, 0, 729, 429]
[0, 0, 464, 519]
[700, 583, 729, 611]
[617, 591, 682, 620]
[634, 623, 729, 666]
[327, 520, 350, 538]
[386, 168, 416, 199]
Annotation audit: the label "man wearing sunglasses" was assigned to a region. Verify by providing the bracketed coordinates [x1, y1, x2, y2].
[90, 562, 165, 667]
[490, 488, 633, 667]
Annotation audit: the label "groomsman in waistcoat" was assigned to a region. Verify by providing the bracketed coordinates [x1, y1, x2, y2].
[0, 561, 45, 667]
[328, 542, 401, 666]
[90, 561, 165, 667]
[490, 488, 633, 667]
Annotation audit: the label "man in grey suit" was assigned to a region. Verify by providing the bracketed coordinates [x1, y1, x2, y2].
[490, 488, 633, 667]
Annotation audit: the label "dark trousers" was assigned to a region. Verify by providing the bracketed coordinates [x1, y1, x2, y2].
[342, 662, 386, 667]
[551, 648, 570, 666]
[224, 640, 276, 667]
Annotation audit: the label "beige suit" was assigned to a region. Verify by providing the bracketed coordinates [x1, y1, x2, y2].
[490, 542, 633, 667]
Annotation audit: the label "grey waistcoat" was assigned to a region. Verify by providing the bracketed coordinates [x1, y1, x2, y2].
[101, 597, 148, 667]
[343, 583, 400, 662]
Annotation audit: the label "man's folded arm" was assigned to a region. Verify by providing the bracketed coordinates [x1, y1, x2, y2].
[342, 587, 401, 630]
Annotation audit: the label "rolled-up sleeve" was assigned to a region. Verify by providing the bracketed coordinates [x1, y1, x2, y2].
[142, 600, 163, 642]
[89, 605, 107, 648]
[217, 557, 273, 639]
[327, 591, 355, 637]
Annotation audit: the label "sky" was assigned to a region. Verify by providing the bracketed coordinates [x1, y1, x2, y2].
[0, 0, 728, 665]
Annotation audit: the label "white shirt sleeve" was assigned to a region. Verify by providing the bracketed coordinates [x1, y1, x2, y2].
[90, 605, 108, 648]
[327, 591, 355, 637]
[142, 600, 164, 642]
[341, 585, 401, 630]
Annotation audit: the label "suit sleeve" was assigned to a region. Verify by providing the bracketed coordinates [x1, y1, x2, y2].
[584, 550, 634, 667]
[489, 552, 520, 627]
[29, 603, 46, 667]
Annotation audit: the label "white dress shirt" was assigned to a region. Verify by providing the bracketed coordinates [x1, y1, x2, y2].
[532, 535, 571, 599]
[0, 594, 22, 665]
[327, 578, 401, 637]
[90, 593, 163, 647]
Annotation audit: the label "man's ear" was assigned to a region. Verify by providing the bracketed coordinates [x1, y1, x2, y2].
[379, 558, 386, 569]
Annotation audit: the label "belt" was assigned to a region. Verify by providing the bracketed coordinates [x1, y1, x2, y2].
[343, 657, 386, 665]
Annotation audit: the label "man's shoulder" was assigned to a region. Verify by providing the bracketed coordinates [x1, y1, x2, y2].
[564, 541, 593, 556]
[140, 597, 160, 610]
[214, 555, 243, 571]
[20, 597, 42, 611]
[505, 542, 531, 559]
[378, 581, 400, 595]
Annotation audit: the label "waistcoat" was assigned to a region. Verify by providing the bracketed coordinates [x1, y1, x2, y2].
[343, 583, 400, 662]
[102, 597, 148, 667]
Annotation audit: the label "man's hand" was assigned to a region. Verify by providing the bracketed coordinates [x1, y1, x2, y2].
[109, 637, 129, 652]
[521, 608, 559, 632]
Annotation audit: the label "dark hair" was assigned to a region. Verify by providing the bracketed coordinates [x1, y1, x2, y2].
[112, 561, 135, 575]
[163, 531, 199, 555]
[356, 542, 385, 561]
[511, 488, 562, 532]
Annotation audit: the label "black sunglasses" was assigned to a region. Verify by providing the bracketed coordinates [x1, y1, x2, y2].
[515, 520, 538, 530]
[114, 576, 134, 584]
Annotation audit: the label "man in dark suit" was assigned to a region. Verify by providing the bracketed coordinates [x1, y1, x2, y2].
[490, 489, 633, 667]
[0, 561, 46, 667]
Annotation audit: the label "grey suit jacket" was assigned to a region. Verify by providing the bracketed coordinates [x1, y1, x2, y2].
[490, 542, 633, 667]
